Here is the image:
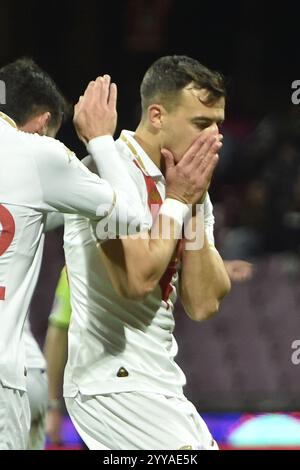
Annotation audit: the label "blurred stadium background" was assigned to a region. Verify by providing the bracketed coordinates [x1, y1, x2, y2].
[1, 0, 300, 449]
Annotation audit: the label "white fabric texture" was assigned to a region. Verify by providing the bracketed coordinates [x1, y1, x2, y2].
[65, 391, 218, 450]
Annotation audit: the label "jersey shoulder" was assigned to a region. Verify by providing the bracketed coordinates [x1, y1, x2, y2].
[17, 130, 76, 163]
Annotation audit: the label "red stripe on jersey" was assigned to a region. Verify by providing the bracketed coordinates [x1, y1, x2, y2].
[0, 204, 16, 256]
[0, 205, 16, 301]
[133, 160, 162, 219]
[0, 286, 5, 300]
[133, 158, 183, 305]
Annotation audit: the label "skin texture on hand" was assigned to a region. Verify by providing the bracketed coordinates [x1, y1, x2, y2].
[73, 75, 117, 144]
[162, 125, 222, 205]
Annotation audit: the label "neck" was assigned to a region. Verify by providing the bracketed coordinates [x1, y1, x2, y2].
[134, 123, 162, 170]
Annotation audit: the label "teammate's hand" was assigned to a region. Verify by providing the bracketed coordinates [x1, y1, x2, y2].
[46, 408, 63, 446]
[224, 260, 253, 282]
[162, 125, 222, 205]
[73, 75, 117, 145]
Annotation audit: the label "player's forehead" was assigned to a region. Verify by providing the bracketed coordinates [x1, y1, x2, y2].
[178, 85, 225, 121]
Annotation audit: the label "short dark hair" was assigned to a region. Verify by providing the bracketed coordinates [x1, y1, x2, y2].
[0, 57, 68, 128]
[140, 55, 225, 113]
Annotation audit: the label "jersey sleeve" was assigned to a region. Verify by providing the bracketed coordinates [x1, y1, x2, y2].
[34, 137, 116, 220]
[87, 136, 144, 220]
[203, 192, 215, 247]
[83, 139, 149, 241]
[48, 268, 71, 329]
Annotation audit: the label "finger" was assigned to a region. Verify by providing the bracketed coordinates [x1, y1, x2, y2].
[199, 140, 222, 169]
[73, 100, 82, 118]
[80, 80, 96, 107]
[199, 153, 219, 182]
[177, 128, 218, 168]
[101, 74, 111, 106]
[103, 74, 111, 83]
[83, 80, 96, 98]
[161, 148, 175, 170]
[177, 139, 201, 168]
[93, 77, 105, 105]
[197, 134, 222, 159]
[196, 135, 222, 168]
[74, 95, 83, 112]
[185, 135, 217, 174]
[108, 83, 117, 111]
[194, 135, 218, 163]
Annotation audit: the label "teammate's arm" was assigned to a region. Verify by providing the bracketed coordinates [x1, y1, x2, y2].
[73, 75, 144, 221]
[44, 325, 68, 445]
[44, 268, 71, 445]
[35, 76, 143, 226]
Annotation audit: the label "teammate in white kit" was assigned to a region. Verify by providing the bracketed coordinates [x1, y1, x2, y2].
[24, 213, 66, 450]
[63, 55, 231, 450]
[0, 57, 156, 449]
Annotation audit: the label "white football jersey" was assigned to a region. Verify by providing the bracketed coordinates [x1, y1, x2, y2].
[0, 114, 136, 391]
[23, 318, 46, 370]
[64, 130, 215, 399]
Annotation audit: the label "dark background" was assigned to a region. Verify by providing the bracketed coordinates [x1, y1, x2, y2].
[1, 0, 300, 411]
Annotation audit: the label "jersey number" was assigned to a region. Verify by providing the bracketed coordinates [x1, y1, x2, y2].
[0, 205, 15, 300]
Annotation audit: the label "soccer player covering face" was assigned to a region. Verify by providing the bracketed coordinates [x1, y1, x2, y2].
[63, 55, 231, 450]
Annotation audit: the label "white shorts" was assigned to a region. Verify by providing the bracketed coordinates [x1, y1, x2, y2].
[65, 391, 218, 450]
[0, 383, 30, 450]
[26, 368, 48, 450]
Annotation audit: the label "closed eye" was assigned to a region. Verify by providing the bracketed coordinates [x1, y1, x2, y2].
[191, 118, 224, 130]
[192, 120, 212, 130]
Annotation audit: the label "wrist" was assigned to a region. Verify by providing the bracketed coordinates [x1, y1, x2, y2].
[159, 198, 190, 226]
[199, 190, 207, 204]
[87, 134, 114, 150]
[48, 398, 62, 411]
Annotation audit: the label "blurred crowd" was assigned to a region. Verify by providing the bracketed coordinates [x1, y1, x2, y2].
[212, 105, 300, 260]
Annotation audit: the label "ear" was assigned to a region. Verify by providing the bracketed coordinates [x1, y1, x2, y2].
[19, 112, 51, 135]
[36, 112, 51, 135]
[147, 104, 166, 130]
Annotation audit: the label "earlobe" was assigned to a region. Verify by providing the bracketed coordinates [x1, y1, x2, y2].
[41, 123, 48, 136]
[39, 112, 51, 135]
[148, 104, 164, 130]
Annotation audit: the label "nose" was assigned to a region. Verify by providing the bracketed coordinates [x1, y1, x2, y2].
[210, 123, 218, 133]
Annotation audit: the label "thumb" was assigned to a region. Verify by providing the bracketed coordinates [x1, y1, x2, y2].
[161, 148, 175, 170]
